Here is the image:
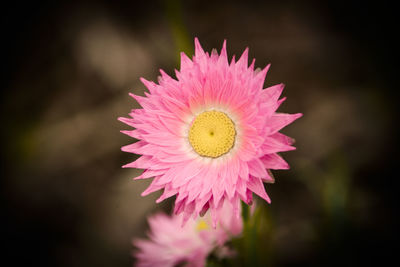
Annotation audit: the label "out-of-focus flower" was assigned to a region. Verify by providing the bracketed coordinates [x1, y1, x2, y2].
[133, 201, 243, 267]
[120, 38, 302, 226]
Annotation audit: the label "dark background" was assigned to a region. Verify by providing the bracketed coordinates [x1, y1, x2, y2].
[1, 0, 398, 266]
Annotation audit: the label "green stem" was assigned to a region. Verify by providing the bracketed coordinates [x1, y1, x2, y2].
[163, 0, 193, 63]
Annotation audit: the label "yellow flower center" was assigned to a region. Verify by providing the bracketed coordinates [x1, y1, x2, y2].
[189, 110, 236, 158]
[196, 219, 209, 231]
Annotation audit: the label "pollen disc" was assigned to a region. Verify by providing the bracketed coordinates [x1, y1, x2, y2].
[189, 110, 236, 158]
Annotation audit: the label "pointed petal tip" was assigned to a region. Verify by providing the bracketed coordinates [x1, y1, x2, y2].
[262, 191, 272, 204]
[264, 171, 276, 183]
[128, 92, 140, 101]
[221, 39, 227, 52]
[264, 179, 275, 184]
[277, 97, 287, 106]
[290, 113, 303, 122]
[180, 51, 190, 61]
[230, 55, 236, 65]
[211, 220, 217, 229]
[133, 174, 147, 180]
[194, 37, 200, 46]
[141, 186, 158, 197]
[249, 58, 256, 69]
[264, 64, 271, 73]
[180, 216, 191, 228]
[194, 37, 204, 54]
[238, 47, 249, 64]
[122, 162, 135, 168]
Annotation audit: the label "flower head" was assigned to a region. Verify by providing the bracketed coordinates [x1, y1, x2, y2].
[133, 201, 242, 267]
[120, 38, 302, 226]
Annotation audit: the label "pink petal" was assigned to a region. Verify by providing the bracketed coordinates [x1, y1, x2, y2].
[217, 39, 228, 68]
[252, 64, 270, 91]
[198, 167, 217, 199]
[248, 158, 268, 178]
[194, 37, 206, 59]
[238, 160, 249, 181]
[174, 197, 186, 215]
[135, 169, 166, 180]
[236, 47, 249, 70]
[120, 129, 142, 139]
[171, 161, 202, 188]
[262, 83, 284, 102]
[142, 179, 164, 196]
[236, 177, 248, 202]
[261, 153, 290, 170]
[212, 178, 224, 208]
[141, 132, 181, 147]
[122, 155, 152, 169]
[194, 192, 211, 215]
[129, 93, 154, 110]
[156, 185, 178, 203]
[180, 52, 193, 71]
[260, 136, 296, 154]
[267, 113, 303, 134]
[140, 77, 158, 94]
[247, 176, 271, 203]
[270, 132, 295, 145]
[181, 201, 195, 226]
[118, 116, 135, 127]
[238, 140, 257, 162]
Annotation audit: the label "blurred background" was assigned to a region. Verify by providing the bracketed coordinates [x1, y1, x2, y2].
[1, 0, 397, 266]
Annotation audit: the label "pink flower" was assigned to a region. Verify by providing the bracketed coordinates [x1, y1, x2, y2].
[120, 38, 302, 226]
[133, 201, 243, 267]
